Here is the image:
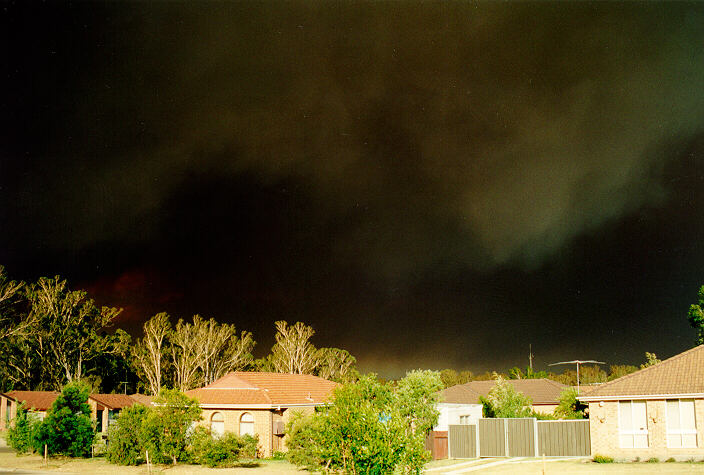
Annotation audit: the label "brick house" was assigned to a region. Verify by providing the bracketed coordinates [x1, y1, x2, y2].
[580, 345, 704, 461]
[0, 391, 152, 433]
[186, 372, 337, 457]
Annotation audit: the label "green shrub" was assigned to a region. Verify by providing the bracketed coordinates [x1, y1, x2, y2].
[646, 457, 659, 463]
[6, 405, 40, 454]
[141, 389, 201, 464]
[593, 454, 614, 463]
[188, 426, 259, 467]
[271, 450, 287, 460]
[106, 405, 150, 465]
[665, 457, 676, 463]
[33, 381, 95, 457]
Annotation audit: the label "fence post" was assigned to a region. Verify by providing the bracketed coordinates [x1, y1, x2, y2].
[533, 418, 539, 457]
[504, 419, 509, 457]
[44, 444, 47, 467]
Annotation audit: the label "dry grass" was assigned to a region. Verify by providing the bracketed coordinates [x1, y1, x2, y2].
[425, 458, 704, 474]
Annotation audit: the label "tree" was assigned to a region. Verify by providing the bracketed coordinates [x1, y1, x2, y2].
[687, 285, 704, 345]
[640, 352, 661, 369]
[106, 404, 150, 465]
[315, 347, 357, 382]
[191, 316, 255, 386]
[132, 313, 171, 395]
[608, 365, 638, 381]
[142, 389, 201, 464]
[6, 404, 40, 454]
[270, 321, 318, 374]
[482, 376, 533, 418]
[508, 366, 548, 379]
[34, 381, 95, 457]
[439, 369, 473, 389]
[286, 371, 442, 474]
[553, 387, 587, 419]
[170, 318, 204, 391]
[0, 266, 29, 340]
[26, 277, 122, 389]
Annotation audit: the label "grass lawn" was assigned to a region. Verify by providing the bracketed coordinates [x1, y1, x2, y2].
[425, 458, 704, 474]
[0, 450, 308, 474]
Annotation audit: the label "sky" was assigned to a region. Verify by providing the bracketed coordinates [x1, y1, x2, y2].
[2, 2, 704, 377]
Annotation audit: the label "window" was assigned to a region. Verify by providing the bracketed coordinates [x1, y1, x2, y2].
[667, 399, 697, 448]
[240, 412, 254, 436]
[210, 412, 225, 437]
[619, 401, 648, 448]
[459, 415, 471, 425]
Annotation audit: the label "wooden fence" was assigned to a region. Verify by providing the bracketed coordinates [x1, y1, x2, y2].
[447, 419, 590, 458]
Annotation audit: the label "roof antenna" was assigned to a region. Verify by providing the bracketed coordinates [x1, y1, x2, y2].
[549, 359, 606, 395]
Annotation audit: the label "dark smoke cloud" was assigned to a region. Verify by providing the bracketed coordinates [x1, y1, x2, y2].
[3, 2, 704, 375]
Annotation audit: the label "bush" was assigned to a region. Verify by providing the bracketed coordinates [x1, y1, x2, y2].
[106, 404, 150, 465]
[6, 405, 40, 454]
[646, 457, 659, 463]
[271, 450, 287, 460]
[188, 426, 259, 467]
[286, 370, 443, 474]
[34, 381, 95, 457]
[593, 454, 614, 463]
[666, 457, 676, 463]
[554, 387, 587, 419]
[141, 389, 201, 464]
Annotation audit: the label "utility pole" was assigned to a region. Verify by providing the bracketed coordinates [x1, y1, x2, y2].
[549, 359, 606, 394]
[529, 344, 533, 372]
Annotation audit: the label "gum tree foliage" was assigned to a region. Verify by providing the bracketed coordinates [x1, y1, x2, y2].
[438, 369, 473, 389]
[640, 352, 661, 369]
[270, 320, 318, 375]
[480, 376, 533, 418]
[132, 313, 172, 395]
[286, 370, 443, 474]
[687, 285, 704, 345]
[608, 365, 638, 381]
[553, 387, 587, 419]
[34, 381, 95, 457]
[316, 347, 358, 383]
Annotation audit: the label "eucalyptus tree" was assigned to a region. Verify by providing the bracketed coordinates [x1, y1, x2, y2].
[132, 312, 172, 395]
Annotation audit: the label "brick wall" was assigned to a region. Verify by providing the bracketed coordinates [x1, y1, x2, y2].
[588, 399, 704, 460]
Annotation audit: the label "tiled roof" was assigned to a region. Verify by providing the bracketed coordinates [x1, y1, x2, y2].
[186, 372, 338, 407]
[90, 393, 138, 410]
[580, 345, 704, 400]
[129, 394, 154, 406]
[5, 391, 59, 411]
[442, 379, 567, 405]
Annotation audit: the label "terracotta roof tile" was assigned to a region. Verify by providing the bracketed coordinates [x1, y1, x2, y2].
[186, 372, 338, 407]
[129, 394, 154, 406]
[5, 391, 59, 411]
[580, 345, 704, 400]
[90, 393, 137, 410]
[442, 379, 567, 405]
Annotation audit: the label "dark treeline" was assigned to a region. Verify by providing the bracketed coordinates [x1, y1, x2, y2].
[0, 266, 356, 394]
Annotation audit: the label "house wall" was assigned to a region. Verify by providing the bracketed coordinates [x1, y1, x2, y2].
[588, 399, 704, 461]
[434, 403, 483, 431]
[199, 406, 317, 457]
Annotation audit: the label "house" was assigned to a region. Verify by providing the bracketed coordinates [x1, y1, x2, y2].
[186, 372, 338, 457]
[579, 344, 704, 461]
[438, 378, 568, 424]
[434, 384, 484, 431]
[0, 391, 151, 433]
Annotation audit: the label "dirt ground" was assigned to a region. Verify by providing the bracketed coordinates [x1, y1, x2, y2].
[0, 451, 308, 474]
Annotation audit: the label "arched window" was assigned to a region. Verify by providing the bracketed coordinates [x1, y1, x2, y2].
[210, 412, 225, 437]
[240, 412, 254, 436]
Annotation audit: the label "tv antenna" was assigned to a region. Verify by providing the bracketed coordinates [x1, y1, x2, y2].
[549, 359, 605, 394]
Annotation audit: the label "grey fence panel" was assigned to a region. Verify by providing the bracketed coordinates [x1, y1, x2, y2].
[478, 418, 506, 457]
[506, 418, 536, 457]
[449, 425, 477, 458]
[537, 420, 590, 456]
